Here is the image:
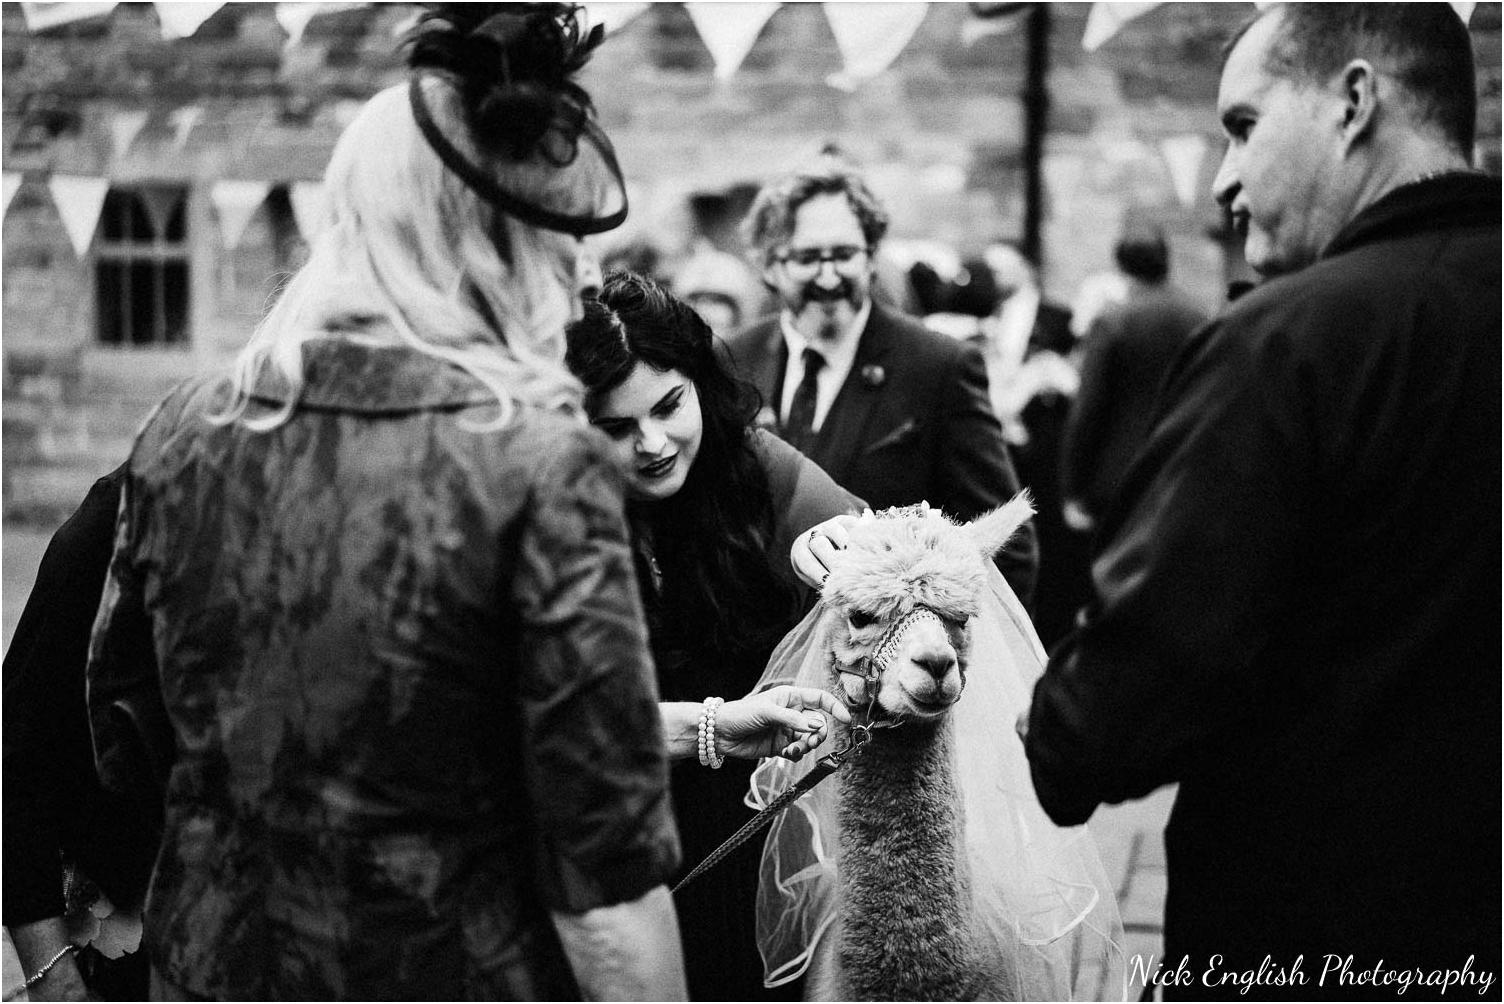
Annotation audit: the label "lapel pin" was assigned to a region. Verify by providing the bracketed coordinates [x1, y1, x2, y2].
[861, 364, 886, 388]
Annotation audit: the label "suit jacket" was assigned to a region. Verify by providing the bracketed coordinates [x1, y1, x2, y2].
[1060, 282, 1209, 520]
[725, 302, 1038, 604]
[1026, 174, 1501, 977]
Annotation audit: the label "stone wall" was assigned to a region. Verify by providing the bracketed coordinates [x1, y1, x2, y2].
[3, 1, 1499, 523]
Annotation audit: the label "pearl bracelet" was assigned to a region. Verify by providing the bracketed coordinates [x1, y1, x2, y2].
[2, 944, 78, 1002]
[697, 696, 725, 769]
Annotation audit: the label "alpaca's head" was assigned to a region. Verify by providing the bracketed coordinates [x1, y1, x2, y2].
[819, 494, 1032, 721]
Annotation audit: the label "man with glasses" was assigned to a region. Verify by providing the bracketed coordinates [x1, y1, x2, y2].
[728, 166, 1037, 603]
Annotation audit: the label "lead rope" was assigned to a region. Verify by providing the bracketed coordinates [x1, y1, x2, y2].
[673, 607, 943, 894]
[671, 726, 869, 894]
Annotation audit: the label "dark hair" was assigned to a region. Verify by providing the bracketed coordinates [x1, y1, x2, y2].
[1232, 3, 1476, 157]
[740, 169, 890, 266]
[1114, 227, 1169, 284]
[565, 271, 798, 666]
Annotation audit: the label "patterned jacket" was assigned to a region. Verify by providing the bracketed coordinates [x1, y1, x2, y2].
[87, 339, 680, 999]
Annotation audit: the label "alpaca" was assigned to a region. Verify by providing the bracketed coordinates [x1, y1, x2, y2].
[751, 496, 1119, 1001]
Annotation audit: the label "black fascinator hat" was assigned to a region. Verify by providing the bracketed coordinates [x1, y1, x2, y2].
[406, 3, 627, 236]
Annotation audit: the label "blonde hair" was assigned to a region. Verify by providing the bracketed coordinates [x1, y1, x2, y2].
[215, 81, 583, 431]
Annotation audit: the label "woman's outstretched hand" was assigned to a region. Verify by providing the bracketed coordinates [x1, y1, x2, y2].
[716, 686, 852, 762]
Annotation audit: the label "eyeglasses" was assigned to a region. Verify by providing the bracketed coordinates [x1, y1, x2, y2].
[775, 244, 871, 275]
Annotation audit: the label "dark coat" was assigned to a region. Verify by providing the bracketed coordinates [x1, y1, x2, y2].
[1060, 282, 1209, 520]
[87, 341, 680, 1000]
[1025, 174, 1502, 988]
[725, 302, 1039, 605]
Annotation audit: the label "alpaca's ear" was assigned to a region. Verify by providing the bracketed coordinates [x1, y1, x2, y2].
[965, 491, 1034, 560]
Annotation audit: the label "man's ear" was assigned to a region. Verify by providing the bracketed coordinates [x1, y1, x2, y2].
[1338, 59, 1379, 150]
[761, 256, 781, 290]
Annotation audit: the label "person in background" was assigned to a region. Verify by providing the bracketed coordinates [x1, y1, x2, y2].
[1026, 4, 1499, 995]
[566, 271, 857, 1001]
[1059, 224, 1209, 534]
[4, 464, 153, 1002]
[727, 165, 1038, 606]
[672, 238, 763, 334]
[88, 6, 721, 999]
[973, 242, 1087, 649]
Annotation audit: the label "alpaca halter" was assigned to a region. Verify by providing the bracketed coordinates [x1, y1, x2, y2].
[839, 605, 956, 714]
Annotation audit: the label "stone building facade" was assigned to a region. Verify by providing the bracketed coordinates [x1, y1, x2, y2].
[3, 1, 1499, 522]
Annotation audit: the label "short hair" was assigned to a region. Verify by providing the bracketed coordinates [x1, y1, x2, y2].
[740, 169, 890, 266]
[1237, 3, 1476, 157]
[1114, 227, 1169, 284]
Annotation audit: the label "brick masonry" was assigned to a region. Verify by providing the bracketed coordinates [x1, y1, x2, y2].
[3, 1, 1499, 523]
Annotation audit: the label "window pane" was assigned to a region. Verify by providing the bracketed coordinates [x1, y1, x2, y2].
[96, 260, 127, 344]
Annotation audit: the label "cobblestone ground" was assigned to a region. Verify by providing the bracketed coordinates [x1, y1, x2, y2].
[0, 523, 1173, 1002]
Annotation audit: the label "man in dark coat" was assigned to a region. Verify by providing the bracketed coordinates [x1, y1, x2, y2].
[1060, 225, 1210, 530]
[1025, 5, 1500, 998]
[726, 166, 1038, 604]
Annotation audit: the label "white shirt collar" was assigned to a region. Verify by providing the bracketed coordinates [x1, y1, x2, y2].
[777, 299, 871, 435]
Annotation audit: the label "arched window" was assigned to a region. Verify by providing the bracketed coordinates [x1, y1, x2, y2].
[95, 185, 190, 346]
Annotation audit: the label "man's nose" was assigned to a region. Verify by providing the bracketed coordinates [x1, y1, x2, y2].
[813, 259, 843, 284]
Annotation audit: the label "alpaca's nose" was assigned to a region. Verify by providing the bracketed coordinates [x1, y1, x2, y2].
[913, 650, 957, 680]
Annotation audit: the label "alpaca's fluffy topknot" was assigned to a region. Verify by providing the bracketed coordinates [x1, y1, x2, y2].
[821, 505, 991, 625]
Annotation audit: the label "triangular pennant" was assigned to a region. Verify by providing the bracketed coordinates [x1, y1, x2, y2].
[109, 109, 150, 160]
[684, 2, 779, 81]
[1081, 2, 1160, 52]
[278, 2, 362, 46]
[276, 2, 320, 45]
[168, 105, 204, 150]
[289, 181, 328, 241]
[138, 187, 184, 239]
[824, 3, 929, 91]
[1159, 134, 1209, 208]
[1450, 2, 1477, 24]
[3, 174, 22, 217]
[587, 2, 650, 37]
[153, 2, 225, 40]
[47, 175, 111, 257]
[20, 2, 117, 32]
[211, 180, 270, 250]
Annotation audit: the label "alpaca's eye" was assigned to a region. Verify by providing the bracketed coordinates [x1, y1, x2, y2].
[847, 610, 877, 630]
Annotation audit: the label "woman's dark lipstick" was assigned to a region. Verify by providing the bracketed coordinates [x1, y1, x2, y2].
[639, 454, 677, 479]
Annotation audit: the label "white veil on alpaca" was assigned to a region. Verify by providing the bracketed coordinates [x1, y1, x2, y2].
[747, 565, 1127, 1000]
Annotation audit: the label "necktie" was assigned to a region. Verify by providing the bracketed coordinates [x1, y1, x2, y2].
[785, 347, 825, 453]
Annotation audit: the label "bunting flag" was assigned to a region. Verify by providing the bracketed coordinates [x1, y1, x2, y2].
[1159, 134, 1209, 207]
[109, 109, 150, 160]
[211, 180, 270, 249]
[684, 2, 778, 80]
[153, 2, 225, 40]
[277, 2, 363, 46]
[289, 181, 328, 241]
[1081, 2, 1160, 51]
[3, 173, 22, 217]
[168, 105, 204, 150]
[47, 175, 111, 257]
[587, 2, 650, 36]
[824, 3, 929, 91]
[137, 188, 183, 239]
[20, 2, 117, 32]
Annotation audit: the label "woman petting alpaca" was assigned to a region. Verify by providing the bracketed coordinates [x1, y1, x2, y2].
[566, 271, 862, 1000]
